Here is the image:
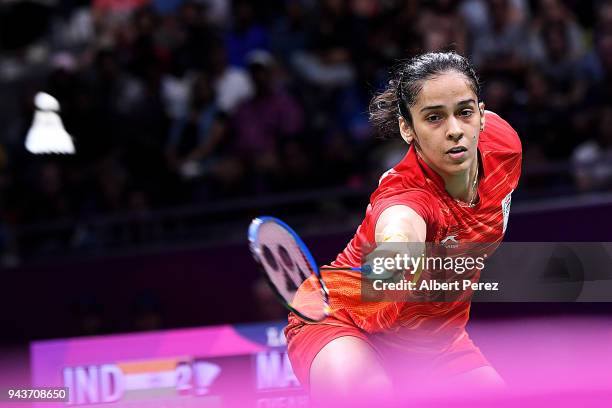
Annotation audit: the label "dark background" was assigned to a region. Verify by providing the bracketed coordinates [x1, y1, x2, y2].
[0, 0, 611, 345]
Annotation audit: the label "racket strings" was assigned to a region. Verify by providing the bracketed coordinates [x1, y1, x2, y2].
[252, 219, 328, 321]
[259, 227, 311, 298]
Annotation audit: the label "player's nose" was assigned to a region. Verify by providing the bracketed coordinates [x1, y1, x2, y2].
[446, 116, 463, 141]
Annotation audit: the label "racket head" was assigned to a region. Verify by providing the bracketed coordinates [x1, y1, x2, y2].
[248, 216, 330, 322]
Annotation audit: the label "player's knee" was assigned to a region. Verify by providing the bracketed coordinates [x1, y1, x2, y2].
[309, 336, 392, 404]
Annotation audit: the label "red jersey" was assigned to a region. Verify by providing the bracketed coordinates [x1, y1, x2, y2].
[290, 111, 521, 341]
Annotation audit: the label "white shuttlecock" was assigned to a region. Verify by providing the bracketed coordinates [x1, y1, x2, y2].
[25, 92, 75, 155]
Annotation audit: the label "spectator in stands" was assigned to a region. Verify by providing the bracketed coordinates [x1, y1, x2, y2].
[572, 105, 612, 191]
[93, 0, 151, 15]
[166, 73, 228, 182]
[171, 1, 219, 71]
[233, 50, 304, 192]
[534, 23, 585, 109]
[580, 3, 612, 105]
[530, 0, 586, 109]
[209, 43, 254, 113]
[460, 0, 529, 35]
[417, 0, 468, 55]
[531, 0, 585, 61]
[122, 6, 162, 81]
[470, 0, 533, 79]
[512, 70, 568, 161]
[225, 0, 269, 67]
[481, 78, 514, 120]
[269, 0, 308, 66]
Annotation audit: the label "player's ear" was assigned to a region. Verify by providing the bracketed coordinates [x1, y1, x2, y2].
[479, 102, 486, 131]
[398, 116, 414, 144]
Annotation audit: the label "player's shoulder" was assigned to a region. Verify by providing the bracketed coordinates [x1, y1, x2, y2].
[375, 148, 429, 193]
[371, 168, 409, 202]
[479, 110, 522, 154]
[370, 160, 437, 208]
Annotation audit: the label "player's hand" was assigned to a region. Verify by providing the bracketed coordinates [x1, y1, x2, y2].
[362, 240, 423, 282]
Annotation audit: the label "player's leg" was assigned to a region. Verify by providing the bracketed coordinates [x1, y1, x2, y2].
[444, 365, 506, 391]
[285, 315, 392, 405]
[310, 336, 393, 404]
[430, 330, 506, 392]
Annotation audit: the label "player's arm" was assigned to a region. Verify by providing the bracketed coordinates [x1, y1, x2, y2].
[375, 205, 426, 243]
[373, 205, 426, 281]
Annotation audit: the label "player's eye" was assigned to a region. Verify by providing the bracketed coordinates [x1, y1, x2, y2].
[426, 114, 441, 123]
[459, 109, 473, 117]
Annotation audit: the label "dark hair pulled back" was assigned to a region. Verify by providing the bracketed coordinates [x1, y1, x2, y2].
[369, 52, 481, 139]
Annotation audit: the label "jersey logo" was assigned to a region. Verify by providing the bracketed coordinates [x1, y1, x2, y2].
[441, 234, 459, 248]
[502, 190, 513, 233]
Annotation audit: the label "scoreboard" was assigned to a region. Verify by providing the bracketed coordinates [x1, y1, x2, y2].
[31, 322, 308, 407]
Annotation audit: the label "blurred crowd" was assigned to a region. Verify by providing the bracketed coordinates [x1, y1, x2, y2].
[0, 0, 611, 246]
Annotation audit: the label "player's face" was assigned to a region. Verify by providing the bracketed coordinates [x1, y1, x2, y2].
[399, 70, 485, 178]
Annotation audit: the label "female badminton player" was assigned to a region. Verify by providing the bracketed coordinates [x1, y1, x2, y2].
[284, 52, 522, 402]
